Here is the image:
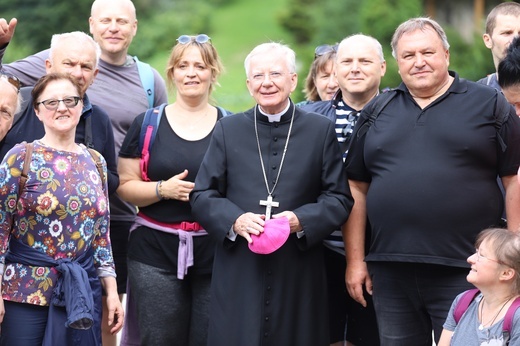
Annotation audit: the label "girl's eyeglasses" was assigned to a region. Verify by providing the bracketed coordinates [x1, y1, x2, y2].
[176, 34, 211, 45]
[475, 248, 507, 266]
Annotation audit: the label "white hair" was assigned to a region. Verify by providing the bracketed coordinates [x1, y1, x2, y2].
[49, 32, 102, 68]
[244, 42, 296, 76]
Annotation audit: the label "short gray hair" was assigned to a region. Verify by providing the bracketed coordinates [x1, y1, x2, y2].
[244, 42, 296, 76]
[391, 17, 450, 59]
[49, 32, 102, 68]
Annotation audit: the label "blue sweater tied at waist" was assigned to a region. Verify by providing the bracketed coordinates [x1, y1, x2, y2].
[6, 238, 96, 329]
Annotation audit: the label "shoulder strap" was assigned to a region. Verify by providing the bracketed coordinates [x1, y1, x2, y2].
[217, 106, 229, 117]
[487, 74, 494, 86]
[86, 148, 106, 186]
[20, 141, 33, 194]
[453, 289, 480, 324]
[356, 90, 397, 139]
[139, 103, 167, 181]
[84, 115, 94, 149]
[134, 56, 155, 108]
[502, 296, 520, 344]
[494, 91, 511, 153]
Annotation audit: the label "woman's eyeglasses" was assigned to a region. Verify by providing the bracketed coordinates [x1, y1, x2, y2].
[0, 73, 21, 93]
[314, 44, 338, 58]
[176, 34, 211, 45]
[37, 96, 82, 111]
[475, 248, 506, 266]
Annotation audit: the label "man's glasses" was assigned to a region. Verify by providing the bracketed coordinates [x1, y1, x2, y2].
[250, 71, 286, 82]
[177, 34, 211, 45]
[37, 96, 81, 111]
[314, 44, 338, 58]
[0, 73, 21, 93]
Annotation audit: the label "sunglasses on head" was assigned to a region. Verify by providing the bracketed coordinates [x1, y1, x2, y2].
[176, 34, 211, 45]
[314, 44, 338, 58]
[0, 73, 21, 93]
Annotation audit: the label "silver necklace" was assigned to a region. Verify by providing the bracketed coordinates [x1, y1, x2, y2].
[254, 105, 295, 220]
[478, 296, 513, 330]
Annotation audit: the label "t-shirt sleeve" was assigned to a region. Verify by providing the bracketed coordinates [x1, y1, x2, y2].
[443, 294, 460, 332]
[119, 112, 146, 158]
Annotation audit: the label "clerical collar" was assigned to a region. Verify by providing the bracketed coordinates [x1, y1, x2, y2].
[258, 102, 291, 122]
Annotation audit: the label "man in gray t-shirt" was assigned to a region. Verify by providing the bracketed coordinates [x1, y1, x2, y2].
[0, 0, 168, 344]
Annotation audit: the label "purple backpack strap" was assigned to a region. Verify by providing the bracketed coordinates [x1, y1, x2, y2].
[503, 296, 520, 334]
[454, 289, 480, 323]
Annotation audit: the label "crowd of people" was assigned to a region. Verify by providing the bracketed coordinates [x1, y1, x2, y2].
[0, 1, 520, 346]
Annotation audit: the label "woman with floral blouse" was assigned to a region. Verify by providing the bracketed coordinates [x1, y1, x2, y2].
[0, 73, 123, 345]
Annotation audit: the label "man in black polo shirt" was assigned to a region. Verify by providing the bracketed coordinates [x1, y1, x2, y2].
[344, 17, 520, 346]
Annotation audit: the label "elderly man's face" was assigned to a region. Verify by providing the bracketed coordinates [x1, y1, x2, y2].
[0, 80, 18, 141]
[395, 27, 450, 98]
[502, 84, 520, 117]
[335, 37, 386, 98]
[46, 38, 98, 95]
[246, 52, 297, 114]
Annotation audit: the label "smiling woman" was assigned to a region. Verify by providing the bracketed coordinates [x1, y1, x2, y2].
[33, 77, 84, 150]
[0, 73, 123, 345]
[116, 34, 227, 346]
[439, 228, 520, 346]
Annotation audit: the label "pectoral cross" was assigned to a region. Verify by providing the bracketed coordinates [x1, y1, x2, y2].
[259, 194, 279, 220]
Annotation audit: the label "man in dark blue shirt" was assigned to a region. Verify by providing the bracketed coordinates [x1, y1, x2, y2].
[0, 31, 118, 194]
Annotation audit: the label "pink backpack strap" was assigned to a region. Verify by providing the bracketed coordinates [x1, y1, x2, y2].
[138, 103, 166, 182]
[503, 296, 520, 335]
[453, 289, 480, 324]
[139, 125, 154, 181]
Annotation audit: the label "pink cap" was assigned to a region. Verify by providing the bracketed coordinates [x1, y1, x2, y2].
[248, 217, 290, 254]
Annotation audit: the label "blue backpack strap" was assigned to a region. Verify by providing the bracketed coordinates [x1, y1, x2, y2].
[134, 56, 155, 108]
[217, 106, 232, 117]
[453, 289, 480, 324]
[139, 103, 167, 181]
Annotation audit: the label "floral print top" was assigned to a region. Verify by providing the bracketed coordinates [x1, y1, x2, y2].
[0, 141, 115, 306]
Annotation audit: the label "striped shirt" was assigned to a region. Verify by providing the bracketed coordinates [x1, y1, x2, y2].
[325, 100, 360, 254]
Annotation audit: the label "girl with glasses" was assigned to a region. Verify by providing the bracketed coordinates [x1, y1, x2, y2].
[439, 228, 520, 345]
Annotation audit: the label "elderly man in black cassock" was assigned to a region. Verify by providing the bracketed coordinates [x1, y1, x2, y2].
[191, 42, 353, 346]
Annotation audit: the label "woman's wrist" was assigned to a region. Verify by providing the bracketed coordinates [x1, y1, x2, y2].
[156, 180, 169, 200]
[155, 180, 163, 200]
